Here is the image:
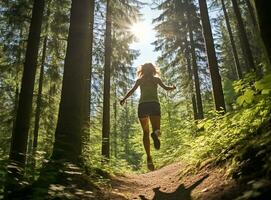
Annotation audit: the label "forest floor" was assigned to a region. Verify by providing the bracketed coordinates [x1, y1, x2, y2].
[103, 162, 245, 200]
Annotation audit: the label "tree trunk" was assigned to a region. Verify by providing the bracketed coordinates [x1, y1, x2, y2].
[124, 103, 129, 155]
[221, 0, 242, 79]
[5, 0, 45, 195]
[198, 0, 226, 112]
[29, 35, 47, 174]
[182, 0, 200, 119]
[231, 0, 256, 72]
[51, 0, 92, 162]
[253, 0, 271, 65]
[186, 49, 198, 120]
[12, 29, 23, 136]
[82, 0, 95, 145]
[187, 20, 204, 119]
[33, 32, 49, 150]
[113, 84, 117, 158]
[102, 0, 112, 161]
[245, 0, 257, 26]
[8, 0, 45, 167]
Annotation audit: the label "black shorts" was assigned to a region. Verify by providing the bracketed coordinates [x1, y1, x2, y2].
[138, 102, 161, 118]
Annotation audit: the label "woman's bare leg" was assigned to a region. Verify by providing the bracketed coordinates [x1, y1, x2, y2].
[149, 115, 161, 135]
[149, 115, 161, 150]
[139, 117, 151, 158]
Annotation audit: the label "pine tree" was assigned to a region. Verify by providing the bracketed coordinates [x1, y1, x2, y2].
[51, 0, 92, 162]
[5, 0, 45, 194]
[230, 0, 255, 72]
[186, 0, 204, 119]
[9, 0, 45, 168]
[33, 2, 51, 151]
[198, 0, 226, 112]
[221, 0, 242, 79]
[82, 0, 95, 147]
[253, 0, 271, 64]
[102, 0, 112, 161]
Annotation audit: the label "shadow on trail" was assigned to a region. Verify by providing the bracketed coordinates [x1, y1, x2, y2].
[139, 174, 209, 200]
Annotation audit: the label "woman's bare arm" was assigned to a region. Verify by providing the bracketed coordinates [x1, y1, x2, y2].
[157, 77, 176, 91]
[120, 79, 140, 105]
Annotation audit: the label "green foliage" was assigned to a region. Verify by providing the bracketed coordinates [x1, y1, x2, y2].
[153, 72, 271, 171]
[255, 74, 271, 94]
[234, 73, 271, 106]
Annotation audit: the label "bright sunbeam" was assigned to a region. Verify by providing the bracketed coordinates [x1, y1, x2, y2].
[129, 21, 149, 42]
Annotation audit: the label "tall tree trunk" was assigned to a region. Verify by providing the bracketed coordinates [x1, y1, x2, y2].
[12, 29, 23, 135]
[51, 0, 92, 162]
[198, 0, 226, 112]
[186, 49, 198, 120]
[231, 0, 256, 72]
[30, 34, 47, 174]
[102, 0, 112, 161]
[187, 20, 204, 119]
[113, 84, 117, 158]
[33, 6, 50, 149]
[32, 35, 47, 150]
[8, 0, 45, 168]
[83, 0, 95, 145]
[46, 81, 56, 156]
[253, 0, 271, 65]
[181, 0, 199, 119]
[245, 0, 257, 26]
[221, 0, 243, 79]
[5, 0, 45, 195]
[124, 103, 129, 155]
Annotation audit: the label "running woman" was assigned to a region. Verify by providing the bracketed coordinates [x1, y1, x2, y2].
[120, 63, 176, 170]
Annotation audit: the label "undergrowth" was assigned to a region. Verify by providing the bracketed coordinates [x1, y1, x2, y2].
[155, 73, 271, 169]
[160, 72, 271, 199]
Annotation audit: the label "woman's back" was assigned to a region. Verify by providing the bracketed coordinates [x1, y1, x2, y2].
[139, 76, 159, 104]
[120, 62, 176, 171]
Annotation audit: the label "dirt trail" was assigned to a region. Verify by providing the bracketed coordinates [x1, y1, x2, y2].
[105, 162, 242, 200]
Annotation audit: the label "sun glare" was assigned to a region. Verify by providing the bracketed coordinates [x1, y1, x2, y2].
[129, 22, 149, 42]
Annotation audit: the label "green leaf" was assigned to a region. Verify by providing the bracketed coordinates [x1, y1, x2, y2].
[261, 89, 271, 95]
[237, 96, 245, 106]
[263, 74, 271, 82]
[254, 81, 264, 90]
[255, 74, 271, 91]
[243, 89, 254, 104]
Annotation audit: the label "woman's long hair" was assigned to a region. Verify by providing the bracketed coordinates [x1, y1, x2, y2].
[136, 63, 160, 78]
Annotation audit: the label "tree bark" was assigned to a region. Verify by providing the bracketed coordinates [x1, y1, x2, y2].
[9, 0, 45, 166]
[82, 0, 95, 145]
[102, 0, 112, 161]
[32, 35, 47, 150]
[51, 0, 92, 162]
[113, 84, 118, 158]
[5, 0, 45, 195]
[253, 0, 271, 65]
[124, 102, 129, 155]
[186, 49, 198, 120]
[198, 0, 226, 112]
[221, 0, 242, 79]
[187, 19, 204, 119]
[245, 0, 257, 26]
[231, 0, 256, 72]
[12, 29, 23, 137]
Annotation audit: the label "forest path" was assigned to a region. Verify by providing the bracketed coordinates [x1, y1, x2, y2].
[105, 162, 240, 200]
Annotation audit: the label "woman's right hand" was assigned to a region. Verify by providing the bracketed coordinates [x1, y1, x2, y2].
[167, 85, 176, 91]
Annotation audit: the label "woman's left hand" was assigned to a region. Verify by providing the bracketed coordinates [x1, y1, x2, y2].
[120, 99, 125, 106]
